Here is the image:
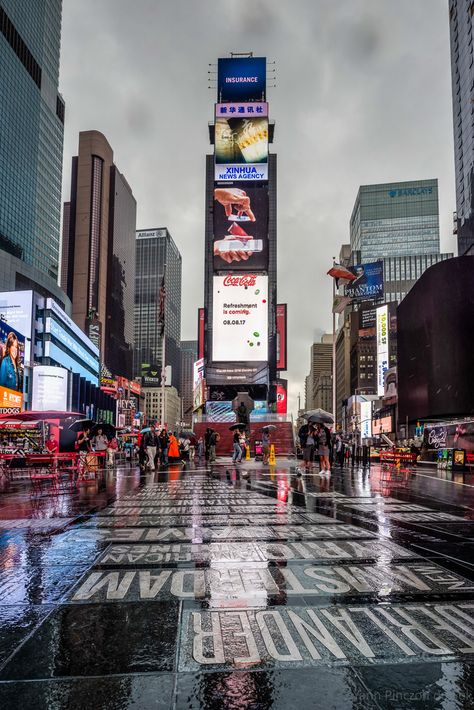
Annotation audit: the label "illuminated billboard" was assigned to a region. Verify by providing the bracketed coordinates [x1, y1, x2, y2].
[32, 366, 68, 411]
[0, 290, 34, 361]
[360, 400, 372, 439]
[0, 318, 25, 413]
[213, 183, 268, 271]
[217, 57, 266, 102]
[376, 305, 389, 396]
[276, 304, 287, 370]
[215, 105, 268, 182]
[345, 261, 384, 300]
[212, 274, 268, 362]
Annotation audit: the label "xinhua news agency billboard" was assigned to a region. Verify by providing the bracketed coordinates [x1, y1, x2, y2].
[212, 274, 268, 362]
[0, 318, 25, 413]
[345, 261, 384, 300]
[213, 183, 268, 272]
[217, 57, 266, 102]
[215, 103, 268, 182]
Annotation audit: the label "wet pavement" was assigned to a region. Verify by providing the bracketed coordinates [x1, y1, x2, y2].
[0, 460, 474, 709]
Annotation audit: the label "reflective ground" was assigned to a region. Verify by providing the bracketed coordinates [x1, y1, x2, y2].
[0, 459, 473, 709]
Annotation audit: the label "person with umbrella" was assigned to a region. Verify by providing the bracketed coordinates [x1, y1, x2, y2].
[262, 427, 271, 464]
[232, 428, 242, 463]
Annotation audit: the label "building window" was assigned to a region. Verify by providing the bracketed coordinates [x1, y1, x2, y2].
[88, 156, 103, 311]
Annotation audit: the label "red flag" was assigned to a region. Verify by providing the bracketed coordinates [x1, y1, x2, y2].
[327, 264, 357, 281]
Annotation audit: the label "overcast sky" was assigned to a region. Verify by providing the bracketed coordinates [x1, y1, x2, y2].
[60, 0, 456, 416]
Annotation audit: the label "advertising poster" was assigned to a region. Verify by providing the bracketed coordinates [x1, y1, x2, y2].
[376, 305, 389, 396]
[217, 57, 266, 102]
[213, 183, 268, 271]
[212, 274, 268, 362]
[276, 304, 287, 370]
[32, 366, 68, 411]
[197, 308, 205, 360]
[276, 379, 287, 414]
[345, 261, 384, 300]
[0, 290, 34, 362]
[0, 318, 25, 412]
[360, 400, 372, 439]
[215, 104, 268, 182]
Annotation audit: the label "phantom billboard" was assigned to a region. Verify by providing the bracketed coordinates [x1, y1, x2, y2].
[345, 261, 384, 300]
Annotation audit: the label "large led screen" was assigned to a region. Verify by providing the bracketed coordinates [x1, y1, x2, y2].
[213, 183, 268, 271]
[0, 318, 25, 412]
[212, 274, 268, 362]
[217, 57, 266, 102]
[32, 366, 68, 411]
[215, 106, 268, 182]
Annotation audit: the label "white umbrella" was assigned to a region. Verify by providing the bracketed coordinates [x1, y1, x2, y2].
[303, 409, 334, 424]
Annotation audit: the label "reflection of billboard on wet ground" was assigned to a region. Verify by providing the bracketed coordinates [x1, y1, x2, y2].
[213, 183, 268, 272]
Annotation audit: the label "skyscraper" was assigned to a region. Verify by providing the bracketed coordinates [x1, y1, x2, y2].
[180, 340, 197, 424]
[135, 228, 182, 391]
[61, 131, 137, 378]
[449, 0, 474, 255]
[0, 0, 67, 306]
[349, 180, 452, 303]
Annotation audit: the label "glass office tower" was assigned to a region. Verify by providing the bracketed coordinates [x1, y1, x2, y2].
[449, 0, 474, 255]
[0, 0, 66, 298]
[134, 229, 182, 390]
[350, 179, 440, 261]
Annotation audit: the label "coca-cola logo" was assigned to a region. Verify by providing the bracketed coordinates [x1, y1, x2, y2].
[223, 274, 257, 287]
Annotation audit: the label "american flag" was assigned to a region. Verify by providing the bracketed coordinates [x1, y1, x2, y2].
[158, 273, 166, 336]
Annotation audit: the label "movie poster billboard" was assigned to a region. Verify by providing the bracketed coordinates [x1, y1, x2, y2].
[212, 274, 268, 362]
[215, 104, 268, 182]
[345, 261, 384, 300]
[217, 57, 266, 102]
[0, 318, 25, 412]
[213, 183, 268, 271]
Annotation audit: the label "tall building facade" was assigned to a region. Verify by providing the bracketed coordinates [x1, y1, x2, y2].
[0, 0, 68, 306]
[350, 180, 440, 261]
[180, 340, 197, 425]
[305, 335, 333, 413]
[203, 56, 278, 407]
[135, 228, 182, 391]
[61, 131, 136, 379]
[449, 1, 474, 255]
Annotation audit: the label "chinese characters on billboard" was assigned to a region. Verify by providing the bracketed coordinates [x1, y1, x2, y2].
[0, 318, 25, 413]
[214, 105, 268, 182]
[212, 274, 268, 362]
[217, 57, 266, 102]
[213, 184, 268, 271]
[345, 261, 384, 300]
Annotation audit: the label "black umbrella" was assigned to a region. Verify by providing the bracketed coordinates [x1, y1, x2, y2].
[91, 422, 116, 439]
[229, 423, 246, 431]
[68, 418, 95, 432]
[262, 425, 277, 431]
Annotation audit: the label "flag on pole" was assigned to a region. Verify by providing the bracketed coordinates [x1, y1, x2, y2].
[158, 273, 166, 337]
[327, 263, 357, 290]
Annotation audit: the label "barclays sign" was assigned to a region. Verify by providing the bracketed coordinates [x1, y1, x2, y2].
[389, 187, 433, 198]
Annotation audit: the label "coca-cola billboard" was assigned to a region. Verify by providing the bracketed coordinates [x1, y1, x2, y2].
[212, 274, 268, 363]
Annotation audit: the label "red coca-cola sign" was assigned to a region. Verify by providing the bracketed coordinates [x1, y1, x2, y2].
[223, 274, 257, 287]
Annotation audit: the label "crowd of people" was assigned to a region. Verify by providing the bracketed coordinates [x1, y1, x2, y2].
[139, 427, 205, 470]
[75, 427, 119, 467]
[297, 421, 348, 474]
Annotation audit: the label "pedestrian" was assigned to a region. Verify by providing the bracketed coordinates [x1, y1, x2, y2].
[204, 428, 213, 460]
[303, 424, 315, 471]
[168, 431, 181, 462]
[239, 431, 247, 460]
[76, 427, 91, 479]
[143, 425, 159, 471]
[159, 428, 169, 465]
[181, 436, 190, 461]
[262, 428, 270, 464]
[335, 435, 344, 467]
[197, 436, 204, 459]
[317, 423, 332, 474]
[209, 430, 219, 462]
[106, 435, 118, 467]
[189, 434, 197, 462]
[232, 429, 242, 463]
[91, 427, 108, 467]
